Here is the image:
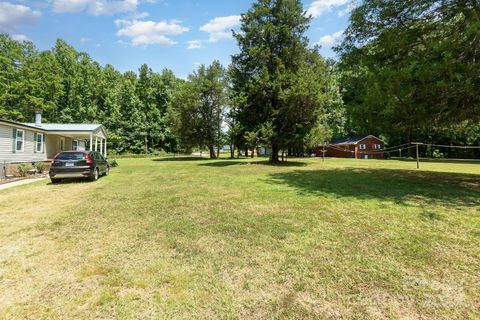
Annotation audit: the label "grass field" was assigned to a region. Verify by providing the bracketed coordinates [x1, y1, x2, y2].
[0, 157, 479, 319]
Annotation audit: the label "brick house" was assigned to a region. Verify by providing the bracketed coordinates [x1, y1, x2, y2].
[315, 135, 385, 159]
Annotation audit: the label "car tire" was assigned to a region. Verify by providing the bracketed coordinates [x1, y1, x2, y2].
[90, 168, 99, 182]
[104, 166, 110, 176]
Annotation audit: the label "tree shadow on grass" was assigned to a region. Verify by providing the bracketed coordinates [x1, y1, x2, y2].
[199, 160, 308, 167]
[394, 158, 480, 165]
[152, 157, 209, 162]
[266, 168, 480, 209]
[199, 160, 246, 167]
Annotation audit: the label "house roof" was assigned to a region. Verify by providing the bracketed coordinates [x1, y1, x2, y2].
[20, 123, 103, 132]
[0, 119, 107, 138]
[330, 135, 384, 146]
[0, 119, 47, 131]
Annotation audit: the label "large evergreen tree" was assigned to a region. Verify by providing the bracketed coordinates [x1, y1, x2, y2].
[231, 0, 341, 162]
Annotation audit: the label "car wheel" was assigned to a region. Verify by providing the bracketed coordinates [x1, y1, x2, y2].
[90, 168, 99, 182]
[104, 166, 110, 176]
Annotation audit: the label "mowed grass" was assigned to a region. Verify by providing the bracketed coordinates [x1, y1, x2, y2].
[0, 157, 479, 319]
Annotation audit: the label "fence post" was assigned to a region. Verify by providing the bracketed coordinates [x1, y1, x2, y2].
[412, 143, 422, 169]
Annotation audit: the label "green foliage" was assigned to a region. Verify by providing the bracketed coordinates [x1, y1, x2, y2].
[432, 149, 444, 159]
[108, 159, 119, 168]
[337, 0, 480, 150]
[304, 122, 331, 150]
[170, 61, 228, 159]
[230, 0, 345, 162]
[17, 163, 33, 177]
[0, 34, 179, 155]
[244, 130, 259, 151]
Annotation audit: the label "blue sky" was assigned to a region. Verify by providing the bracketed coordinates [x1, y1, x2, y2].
[0, 0, 354, 78]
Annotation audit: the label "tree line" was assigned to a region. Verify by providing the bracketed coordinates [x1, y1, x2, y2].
[337, 0, 480, 158]
[1, 0, 479, 161]
[0, 35, 179, 154]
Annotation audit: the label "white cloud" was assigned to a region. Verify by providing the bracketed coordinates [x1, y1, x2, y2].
[306, 0, 349, 18]
[187, 40, 203, 50]
[317, 30, 344, 47]
[52, 0, 138, 16]
[80, 36, 90, 44]
[0, 2, 41, 31]
[200, 15, 240, 42]
[115, 19, 189, 46]
[337, 1, 358, 17]
[11, 34, 30, 42]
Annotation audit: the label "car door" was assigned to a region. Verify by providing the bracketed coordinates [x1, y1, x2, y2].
[98, 153, 107, 173]
[91, 152, 99, 171]
[93, 152, 105, 173]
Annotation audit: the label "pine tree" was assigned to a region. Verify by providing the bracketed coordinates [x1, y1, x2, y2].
[231, 0, 331, 162]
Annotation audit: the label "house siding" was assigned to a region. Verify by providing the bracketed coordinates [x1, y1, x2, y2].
[355, 137, 385, 159]
[0, 123, 47, 163]
[314, 136, 385, 159]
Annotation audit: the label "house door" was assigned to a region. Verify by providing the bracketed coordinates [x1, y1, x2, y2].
[59, 137, 65, 151]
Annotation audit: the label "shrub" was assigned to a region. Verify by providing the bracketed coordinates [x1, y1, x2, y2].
[109, 160, 119, 168]
[34, 162, 48, 173]
[7, 165, 20, 178]
[432, 149, 444, 159]
[17, 163, 33, 177]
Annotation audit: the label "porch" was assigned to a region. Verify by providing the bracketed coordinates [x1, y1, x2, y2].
[38, 124, 108, 160]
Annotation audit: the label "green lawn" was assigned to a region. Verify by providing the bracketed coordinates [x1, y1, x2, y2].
[0, 157, 479, 319]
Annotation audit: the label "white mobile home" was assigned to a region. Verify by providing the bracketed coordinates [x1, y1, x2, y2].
[0, 111, 108, 164]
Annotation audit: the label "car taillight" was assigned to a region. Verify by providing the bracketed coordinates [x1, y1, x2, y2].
[51, 153, 60, 164]
[86, 153, 93, 164]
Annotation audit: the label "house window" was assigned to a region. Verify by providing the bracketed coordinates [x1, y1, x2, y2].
[16, 129, 24, 152]
[36, 133, 44, 153]
[374, 144, 382, 150]
[359, 144, 366, 150]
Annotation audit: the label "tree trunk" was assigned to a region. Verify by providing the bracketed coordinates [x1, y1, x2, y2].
[217, 145, 220, 159]
[245, 147, 249, 157]
[144, 135, 148, 157]
[270, 143, 279, 163]
[251, 147, 255, 158]
[209, 146, 216, 159]
[230, 145, 234, 159]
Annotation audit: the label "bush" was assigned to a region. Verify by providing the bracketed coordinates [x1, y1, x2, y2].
[17, 163, 33, 177]
[34, 162, 48, 173]
[432, 149, 444, 159]
[109, 160, 119, 168]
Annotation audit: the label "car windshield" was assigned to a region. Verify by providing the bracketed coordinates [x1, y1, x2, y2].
[56, 152, 86, 160]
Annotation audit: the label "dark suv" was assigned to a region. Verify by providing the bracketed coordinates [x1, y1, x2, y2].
[49, 151, 109, 183]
